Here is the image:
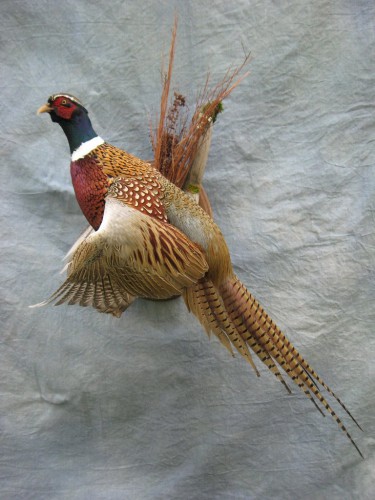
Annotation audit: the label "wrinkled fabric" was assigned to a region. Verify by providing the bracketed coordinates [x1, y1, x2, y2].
[1, 1, 374, 498]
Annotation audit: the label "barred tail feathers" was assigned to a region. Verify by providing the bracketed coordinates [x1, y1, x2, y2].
[184, 275, 362, 457]
[219, 275, 362, 457]
[184, 279, 260, 375]
[183, 279, 293, 391]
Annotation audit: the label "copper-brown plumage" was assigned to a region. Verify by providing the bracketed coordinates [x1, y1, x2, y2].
[35, 93, 363, 458]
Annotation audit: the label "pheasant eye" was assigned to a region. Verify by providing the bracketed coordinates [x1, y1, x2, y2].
[62, 99, 67, 105]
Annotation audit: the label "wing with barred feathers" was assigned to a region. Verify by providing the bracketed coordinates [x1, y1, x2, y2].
[32, 177, 208, 315]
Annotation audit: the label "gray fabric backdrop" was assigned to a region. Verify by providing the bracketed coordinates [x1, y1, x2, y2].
[1, 1, 374, 498]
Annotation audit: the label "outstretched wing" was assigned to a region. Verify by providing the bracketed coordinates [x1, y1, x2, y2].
[33, 177, 208, 315]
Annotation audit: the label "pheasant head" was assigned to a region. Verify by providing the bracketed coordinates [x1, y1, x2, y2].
[38, 93, 98, 153]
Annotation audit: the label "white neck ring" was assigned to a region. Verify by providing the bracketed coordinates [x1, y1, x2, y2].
[71, 136, 105, 161]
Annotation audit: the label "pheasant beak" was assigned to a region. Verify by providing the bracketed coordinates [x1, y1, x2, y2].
[37, 103, 53, 115]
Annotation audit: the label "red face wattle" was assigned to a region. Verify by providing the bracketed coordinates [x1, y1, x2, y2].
[48, 96, 79, 120]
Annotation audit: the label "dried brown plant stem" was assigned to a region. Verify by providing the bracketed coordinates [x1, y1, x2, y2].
[151, 17, 250, 217]
[151, 17, 178, 173]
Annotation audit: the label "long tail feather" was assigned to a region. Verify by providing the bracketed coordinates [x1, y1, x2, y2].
[219, 275, 363, 457]
[184, 274, 363, 457]
[221, 277, 361, 421]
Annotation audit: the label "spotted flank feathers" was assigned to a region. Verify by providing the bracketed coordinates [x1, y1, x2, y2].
[107, 177, 168, 222]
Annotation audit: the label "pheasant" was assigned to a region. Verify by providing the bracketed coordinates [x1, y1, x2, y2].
[36, 93, 362, 457]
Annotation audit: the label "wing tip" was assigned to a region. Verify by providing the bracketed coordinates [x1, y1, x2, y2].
[29, 300, 50, 309]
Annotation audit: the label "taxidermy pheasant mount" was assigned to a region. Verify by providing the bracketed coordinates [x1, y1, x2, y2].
[33, 22, 363, 457]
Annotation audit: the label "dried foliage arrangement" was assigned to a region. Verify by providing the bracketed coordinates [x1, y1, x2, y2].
[151, 18, 250, 216]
